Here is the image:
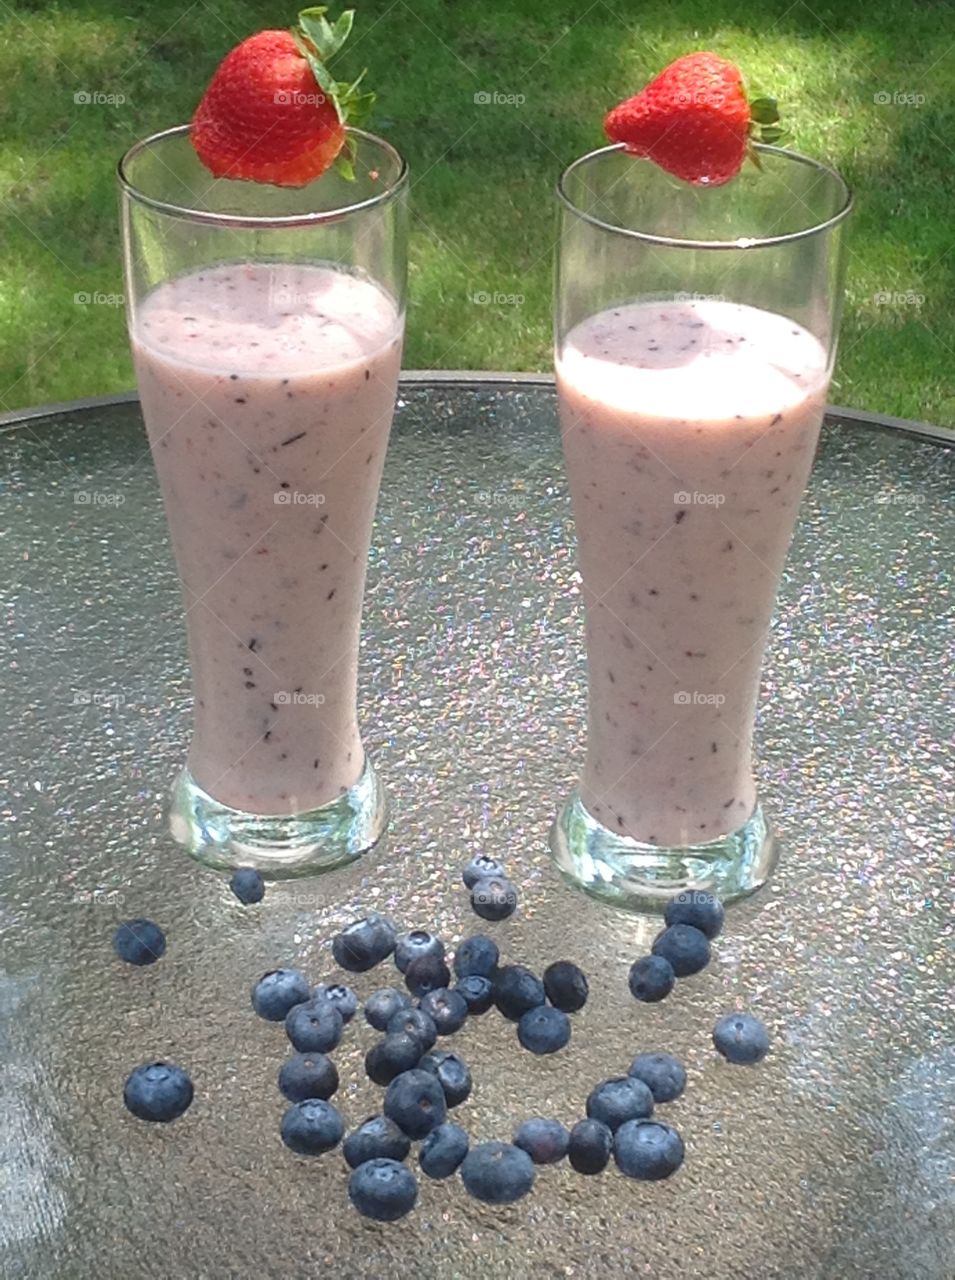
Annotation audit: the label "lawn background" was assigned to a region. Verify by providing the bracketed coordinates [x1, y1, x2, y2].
[1, 0, 953, 423]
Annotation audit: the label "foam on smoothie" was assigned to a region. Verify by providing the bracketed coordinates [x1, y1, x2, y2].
[137, 262, 399, 375]
[557, 299, 827, 419]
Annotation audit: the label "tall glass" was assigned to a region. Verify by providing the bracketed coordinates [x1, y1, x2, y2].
[551, 143, 850, 910]
[119, 126, 407, 874]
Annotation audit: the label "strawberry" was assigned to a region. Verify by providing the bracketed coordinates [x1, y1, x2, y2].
[191, 7, 374, 187]
[604, 52, 782, 187]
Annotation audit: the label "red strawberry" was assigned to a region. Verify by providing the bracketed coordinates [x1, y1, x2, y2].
[192, 7, 374, 187]
[604, 52, 781, 187]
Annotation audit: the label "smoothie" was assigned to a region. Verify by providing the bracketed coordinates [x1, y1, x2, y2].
[133, 261, 403, 815]
[557, 298, 828, 848]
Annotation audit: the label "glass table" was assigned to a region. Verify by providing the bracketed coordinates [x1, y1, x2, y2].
[1, 380, 952, 1278]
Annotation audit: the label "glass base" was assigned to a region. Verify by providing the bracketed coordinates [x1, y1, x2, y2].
[168, 757, 387, 877]
[550, 789, 777, 913]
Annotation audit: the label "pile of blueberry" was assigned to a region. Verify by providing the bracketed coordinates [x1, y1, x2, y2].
[114, 871, 771, 1222]
[252, 914, 685, 1218]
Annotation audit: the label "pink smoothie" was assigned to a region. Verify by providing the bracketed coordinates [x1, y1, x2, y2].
[557, 299, 829, 847]
[132, 262, 403, 814]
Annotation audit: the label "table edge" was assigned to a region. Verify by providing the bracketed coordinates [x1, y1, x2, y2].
[1, 375, 952, 447]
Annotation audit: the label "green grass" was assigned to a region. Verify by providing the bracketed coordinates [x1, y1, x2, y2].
[1, 0, 953, 422]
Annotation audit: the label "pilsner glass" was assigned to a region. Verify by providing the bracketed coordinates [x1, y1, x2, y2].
[551, 143, 851, 909]
[119, 126, 407, 873]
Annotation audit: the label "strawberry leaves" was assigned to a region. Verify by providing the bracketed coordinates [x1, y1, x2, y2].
[292, 6, 375, 132]
[747, 94, 787, 146]
[745, 92, 787, 169]
[336, 70, 376, 129]
[749, 96, 779, 125]
[297, 6, 354, 62]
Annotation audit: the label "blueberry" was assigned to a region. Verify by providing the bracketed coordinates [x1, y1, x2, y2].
[453, 933, 500, 979]
[542, 960, 589, 1013]
[460, 1142, 535, 1204]
[365, 987, 411, 1032]
[385, 1007, 438, 1053]
[651, 924, 711, 977]
[383, 1069, 448, 1139]
[513, 1118, 569, 1165]
[664, 889, 725, 939]
[586, 1077, 654, 1132]
[331, 914, 396, 973]
[418, 1050, 472, 1108]
[627, 1052, 687, 1103]
[404, 953, 452, 998]
[251, 968, 311, 1022]
[278, 1052, 339, 1102]
[453, 974, 494, 1015]
[419, 987, 468, 1036]
[228, 866, 265, 905]
[517, 1005, 571, 1055]
[113, 918, 166, 967]
[123, 1062, 193, 1123]
[343, 1115, 411, 1169]
[348, 1158, 418, 1221]
[365, 1033, 423, 1087]
[493, 964, 545, 1022]
[419, 1122, 470, 1179]
[628, 954, 675, 1003]
[462, 854, 506, 889]
[712, 1012, 771, 1064]
[470, 876, 518, 922]
[567, 1118, 612, 1175]
[312, 982, 358, 1024]
[613, 1119, 684, 1180]
[394, 929, 445, 974]
[280, 1099, 344, 1156]
[285, 1000, 343, 1053]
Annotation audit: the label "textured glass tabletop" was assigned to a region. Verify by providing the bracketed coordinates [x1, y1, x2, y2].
[1, 384, 952, 1280]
